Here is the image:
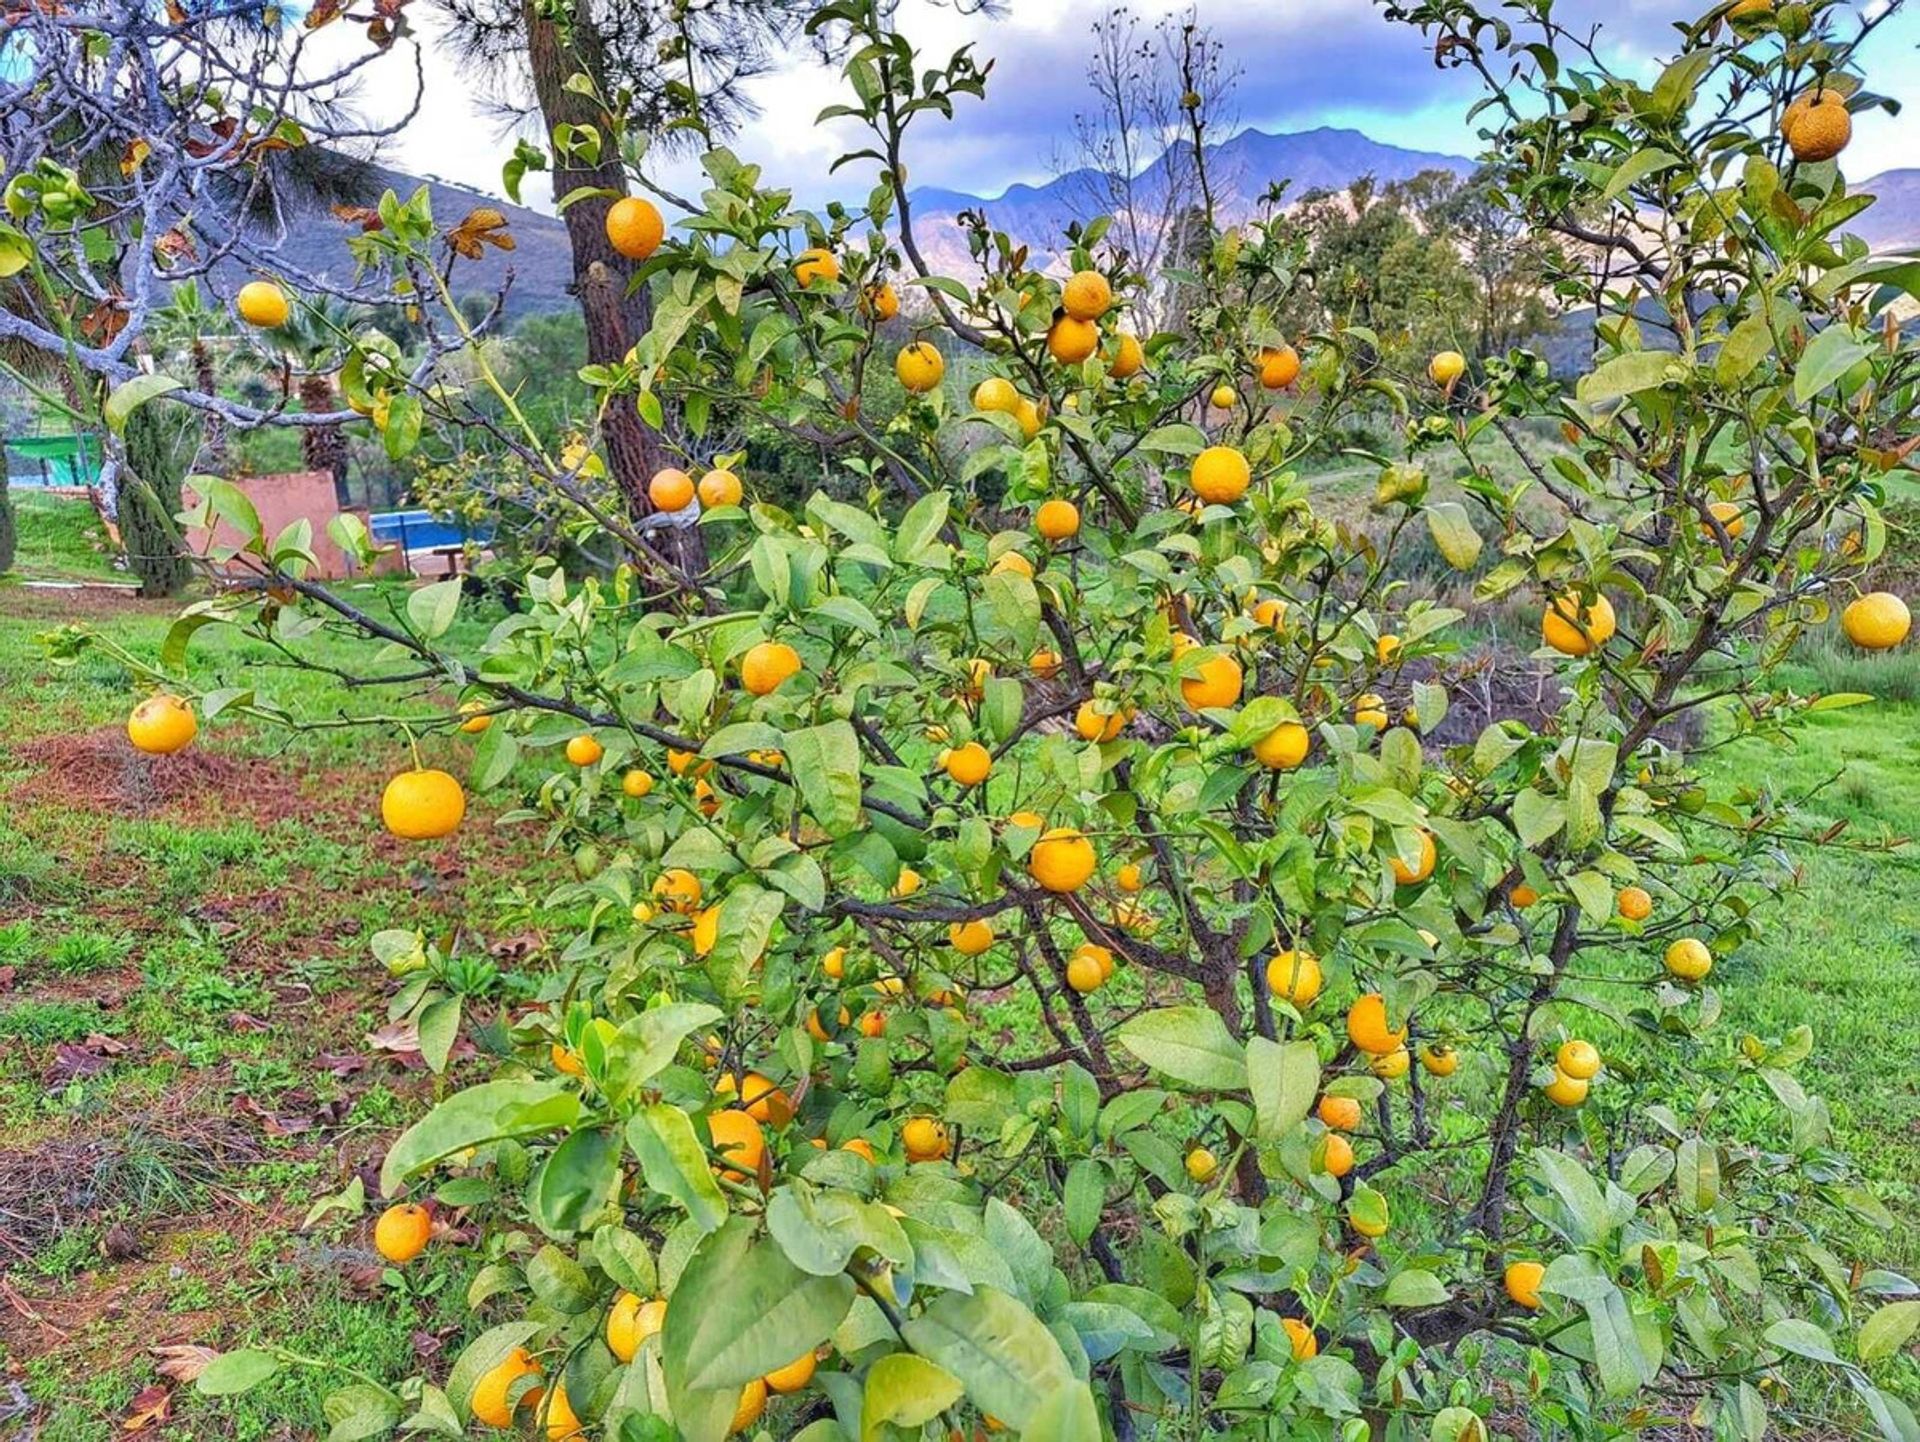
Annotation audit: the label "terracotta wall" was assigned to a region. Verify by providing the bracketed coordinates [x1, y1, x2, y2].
[185, 470, 363, 580]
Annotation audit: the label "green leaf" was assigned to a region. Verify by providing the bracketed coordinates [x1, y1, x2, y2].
[104, 372, 183, 435]
[1715, 310, 1775, 386]
[1425, 503, 1483, 570]
[1576, 350, 1679, 406]
[189, 476, 265, 553]
[1793, 325, 1872, 402]
[1247, 1037, 1318, 1141]
[605, 1003, 724, 1104]
[984, 571, 1041, 649]
[766, 1181, 911, 1277]
[383, 392, 423, 460]
[1765, 1317, 1842, 1366]
[379, 1080, 583, 1193]
[1064, 1160, 1105, 1246]
[526, 1242, 596, 1313]
[785, 720, 863, 837]
[1858, 1301, 1920, 1364]
[899, 1287, 1075, 1432]
[444, 1321, 543, 1424]
[664, 1219, 858, 1393]
[626, 1104, 729, 1233]
[323, 1383, 401, 1442]
[1512, 790, 1566, 849]
[195, 1349, 283, 1396]
[1019, 1382, 1102, 1442]
[862, 1354, 964, 1441]
[529, 1126, 622, 1236]
[1602, 148, 1681, 203]
[1382, 1269, 1452, 1307]
[1115, 1007, 1247, 1090]
[1527, 1148, 1611, 1247]
[407, 579, 463, 641]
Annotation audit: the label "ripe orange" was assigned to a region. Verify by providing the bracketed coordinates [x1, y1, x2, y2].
[1556, 1040, 1601, 1080]
[1066, 951, 1104, 993]
[1074, 942, 1115, 981]
[708, 1108, 765, 1181]
[622, 768, 654, 798]
[1266, 948, 1322, 1007]
[235, 280, 290, 328]
[715, 1071, 793, 1127]
[1419, 1043, 1459, 1077]
[1185, 1146, 1218, 1183]
[1250, 597, 1287, 630]
[1075, 701, 1129, 742]
[471, 1346, 543, 1429]
[551, 1043, 584, 1076]
[381, 768, 466, 840]
[1281, 1316, 1318, 1360]
[1509, 883, 1539, 909]
[127, 694, 197, 754]
[698, 469, 743, 508]
[902, 1116, 951, 1162]
[458, 700, 493, 734]
[648, 467, 695, 511]
[1541, 590, 1617, 656]
[1347, 993, 1407, 1055]
[943, 741, 992, 786]
[858, 1011, 886, 1038]
[1353, 693, 1390, 730]
[565, 734, 603, 767]
[949, 919, 994, 955]
[742, 640, 802, 696]
[605, 196, 665, 260]
[1317, 1094, 1362, 1131]
[1061, 269, 1112, 320]
[1427, 350, 1467, 387]
[891, 866, 922, 898]
[1389, 830, 1437, 885]
[1029, 648, 1062, 678]
[1209, 383, 1237, 410]
[730, 1378, 767, 1436]
[896, 341, 945, 392]
[1617, 885, 1653, 921]
[1504, 1260, 1545, 1310]
[1664, 937, 1713, 981]
[1115, 862, 1143, 892]
[1029, 827, 1097, 892]
[861, 282, 899, 320]
[653, 867, 702, 911]
[1014, 398, 1043, 439]
[822, 945, 846, 979]
[606, 1292, 665, 1362]
[841, 1137, 877, 1162]
[1783, 87, 1852, 162]
[1107, 332, 1145, 378]
[373, 1202, 431, 1263]
[1035, 498, 1080, 541]
[1842, 591, 1911, 650]
[1321, 1132, 1354, 1178]
[1180, 652, 1243, 710]
[974, 377, 1020, 413]
[1543, 1070, 1588, 1107]
[1258, 345, 1300, 390]
[765, 1350, 817, 1394]
[1371, 1046, 1411, 1081]
[1047, 316, 1099, 365]
[793, 248, 839, 287]
[543, 1384, 582, 1442]
[1189, 445, 1250, 504]
[1700, 499, 1744, 540]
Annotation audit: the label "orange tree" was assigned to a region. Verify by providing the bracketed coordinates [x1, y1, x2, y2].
[59, 0, 1920, 1437]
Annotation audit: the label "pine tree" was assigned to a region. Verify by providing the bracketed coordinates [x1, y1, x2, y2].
[120, 404, 191, 597]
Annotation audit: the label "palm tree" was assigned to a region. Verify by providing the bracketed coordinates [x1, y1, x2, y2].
[255, 296, 355, 505]
[150, 282, 236, 472]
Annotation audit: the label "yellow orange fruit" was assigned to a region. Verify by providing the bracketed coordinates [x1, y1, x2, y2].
[1062, 269, 1112, 320]
[742, 640, 802, 696]
[891, 866, 922, 898]
[622, 768, 655, 798]
[1557, 1040, 1601, 1080]
[1701, 499, 1744, 540]
[974, 377, 1020, 413]
[708, 1108, 766, 1181]
[715, 1071, 792, 1127]
[1180, 652, 1243, 710]
[605, 196, 665, 260]
[127, 695, 197, 755]
[1074, 942, 1115, 981]
[1259, 345, 1301, 390]
[1428, 350, 1467, 387]
[1353, 693, 1390, 730]
[653, 868, 702, 911]
[1281, 1317, 1318, 1360]
[1505, 1260, 1545, 1310]
[943, 741, 993, 786]
[1665, 937, 1713, 981]
[1617, 886, 1653, 921]
[765, 1350, 817, 1394]
[896, 341, 945, 392]
[1321, 1132, 1355, 1178]
[1543, 1070, 1589, 1107]
[1035, 498, 1080, 540]
[1541, 590, 1617, 656]
[543, 1384, 582, 1442]
[1250, 597, 1288, 631]
[1029, 827, 1097, 892]
[842, 1137, 877, 1162]
[565, 734, 603, 767]
[1347, 994, 1407, 1055]
[1047, 316, 1099, 365]
[458, 700, 493, 735]
[381, 768, 466, 840]
[1371, 1046, 1411, 1080]
[1209, 383, 1237, 410]
[606, 1292, 665, 1362]
[1266, 948, 1322, 1008]
[649, 467, 695, 511]
[793, 248, 839, 287]
[1066, 952, 1104, 994]
[373, 1202, 431, 1263]
[902, 1116, 951, 1162]
[861, 282, 899, 320]
[1074, 700, 1128, 743]
[1509, 883, 1539, 909]
[949, 919, 994, 955]
[1115, 862, 1143, 892]
[235, 279, 291, 328]
[471, 1347, 543, 1429]
[1189, 445, 1251, 504]
[1842, 591, 1911, 650]
[730, 1378, 767, 1436]
[1317, 1094, 1362, 1132]
[1013, 398, 1042, 439]
[1389, 830, 1437, 885]
[1029, 648, 1062, 678]
[1108, 332, 1145, 378]
[1783, 87, 1852, 163]
[698, 469, 743, 509]
[1185, 1146, 1218, 1183]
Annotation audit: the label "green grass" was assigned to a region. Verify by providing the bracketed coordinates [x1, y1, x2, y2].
[4, 491, 123, 582]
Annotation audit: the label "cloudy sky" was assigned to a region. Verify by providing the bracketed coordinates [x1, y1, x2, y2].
[342, 0, 1920, 209]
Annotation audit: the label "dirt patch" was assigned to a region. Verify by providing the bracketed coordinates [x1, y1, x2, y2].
[5, 727, 302, 820]
[0, 583, 169, 623]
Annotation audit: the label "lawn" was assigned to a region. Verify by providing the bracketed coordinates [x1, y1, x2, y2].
[1, 496, 1914, 1436]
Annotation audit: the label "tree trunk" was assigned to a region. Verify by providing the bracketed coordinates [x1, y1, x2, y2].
[193, 340, 227, 472]
[121, 404, 192, 598]
[298, 372, 349, 506]
[522, 0, 704, 577]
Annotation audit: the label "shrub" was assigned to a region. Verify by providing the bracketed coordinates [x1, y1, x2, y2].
[0, 471, 15, 576]
[31, 0, 1920, 1439]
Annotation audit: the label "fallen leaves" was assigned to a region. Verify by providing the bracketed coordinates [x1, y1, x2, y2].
[152, 1343, 220, 1384]
[46, 1032, 132, 1085]
[121, 1384, 172, 1433]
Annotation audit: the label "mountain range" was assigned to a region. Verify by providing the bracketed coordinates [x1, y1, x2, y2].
[271, 126, 1920, 322]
